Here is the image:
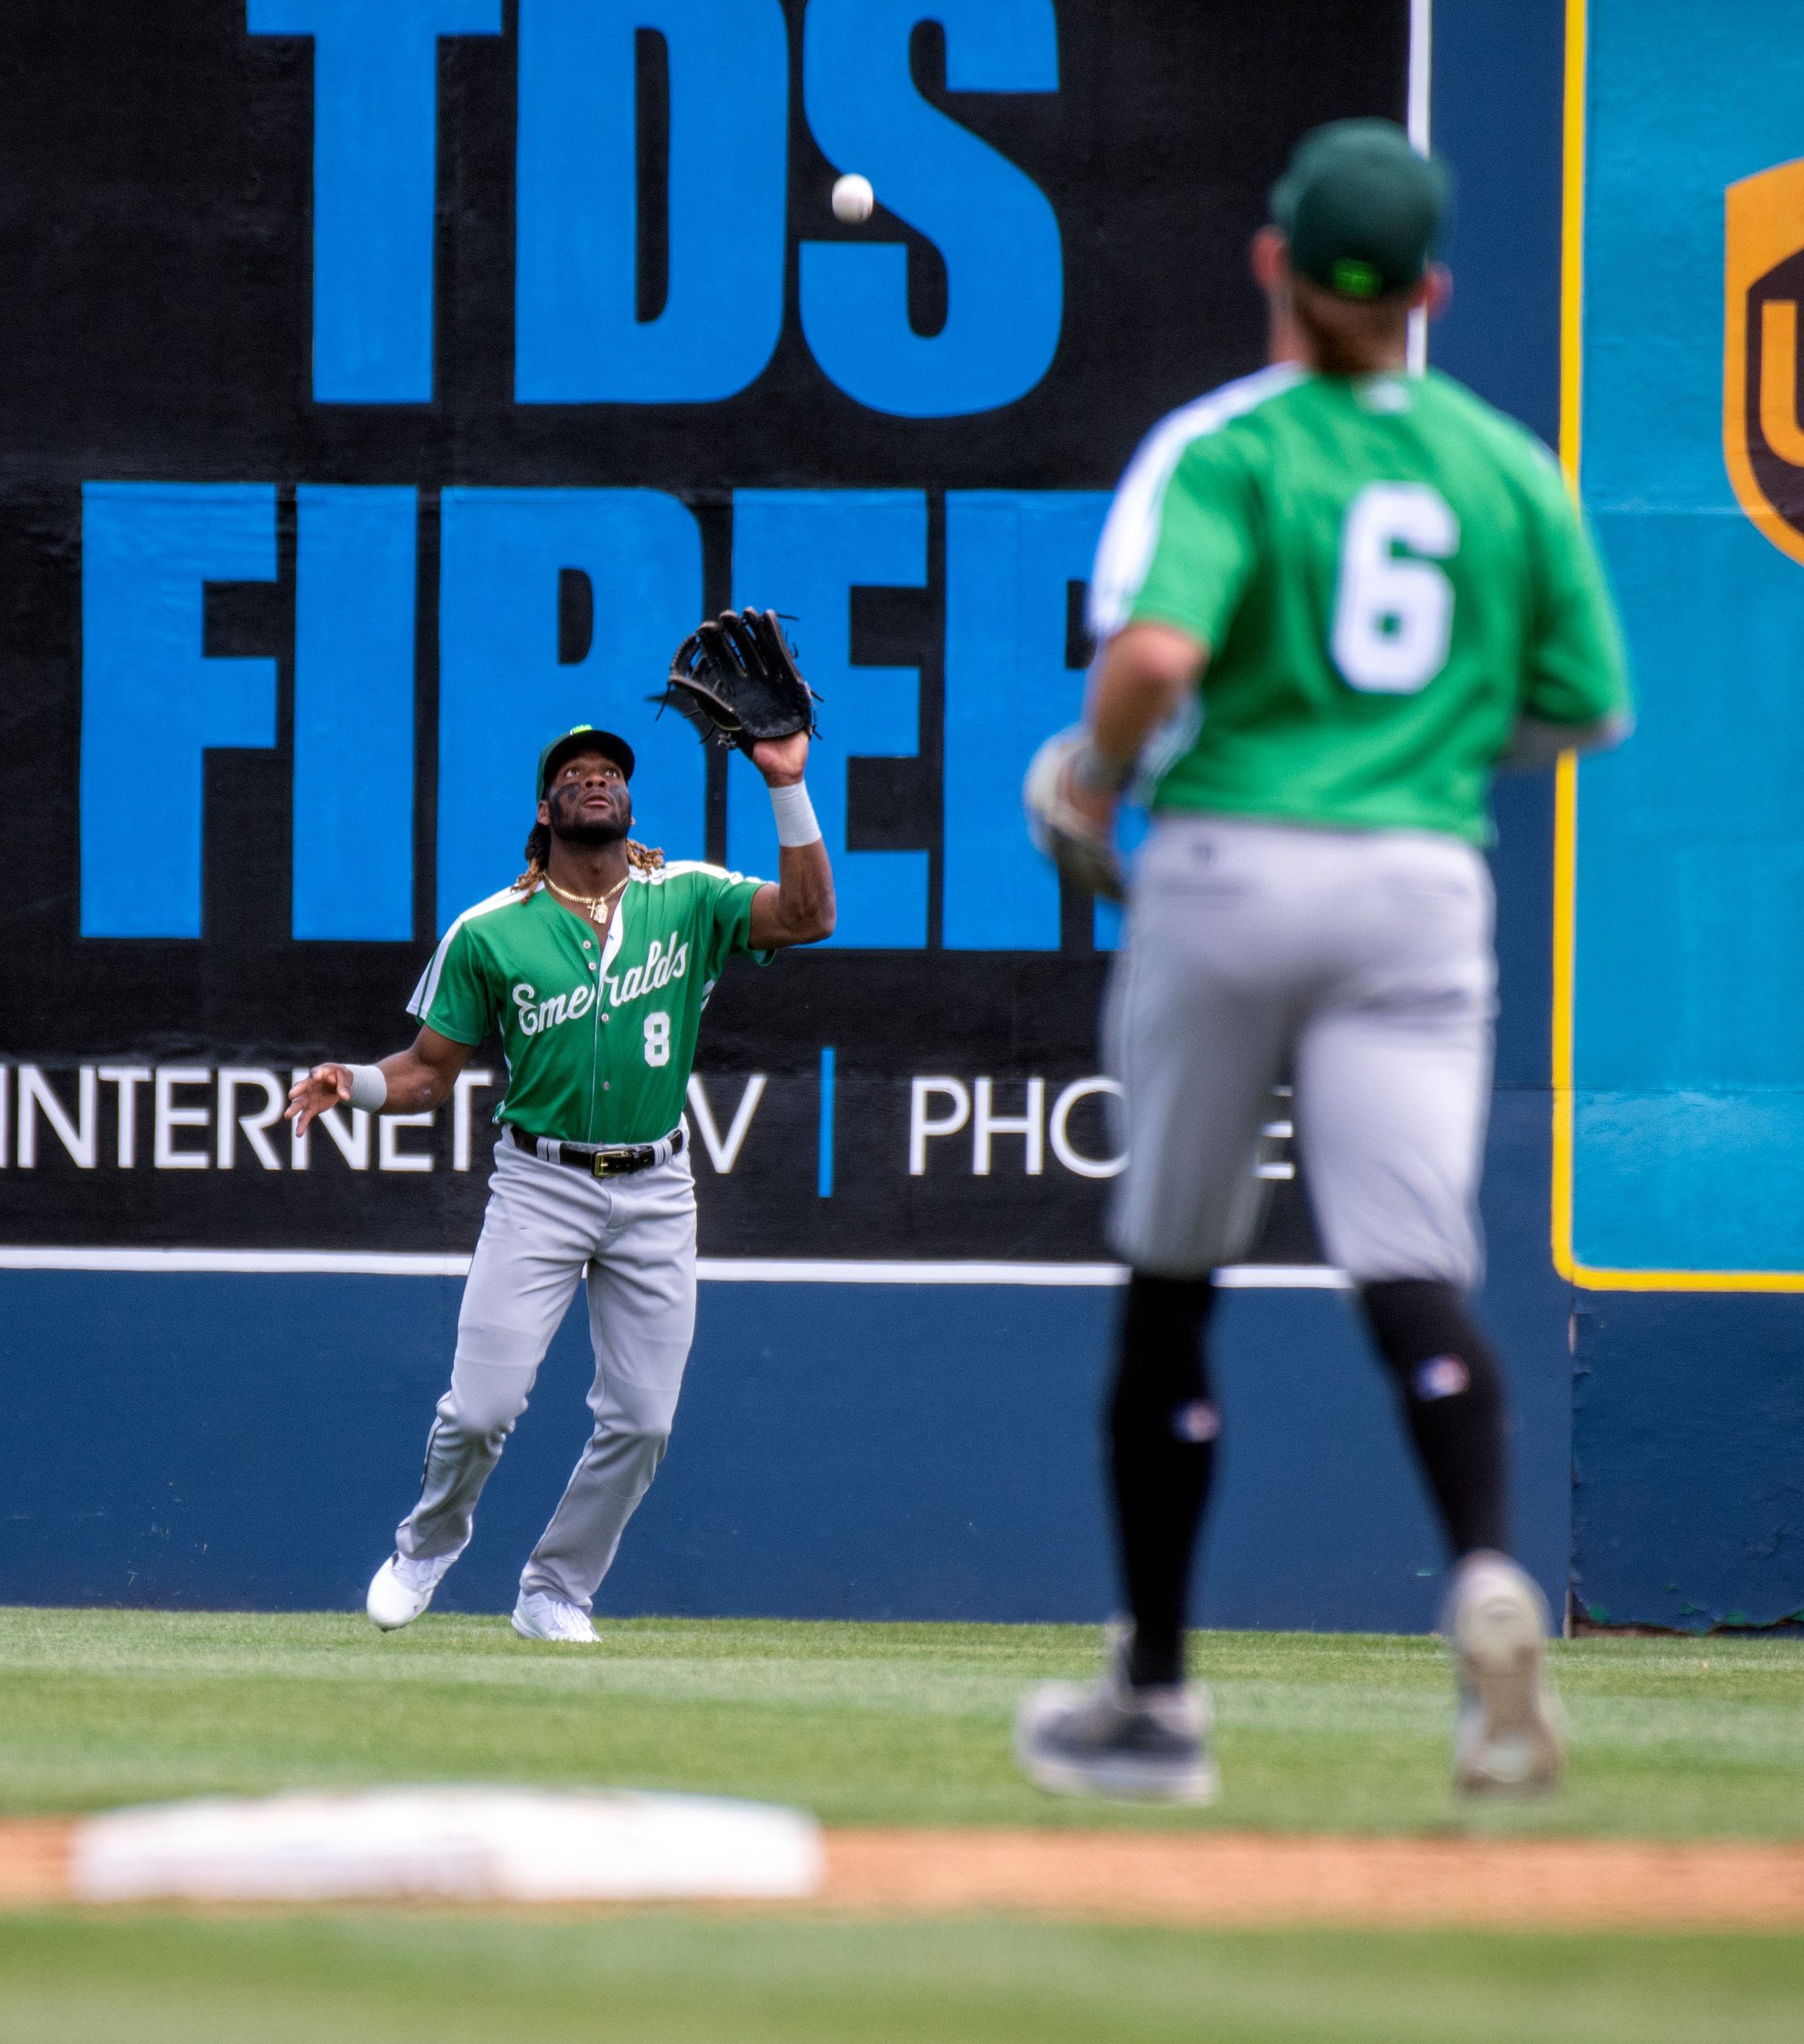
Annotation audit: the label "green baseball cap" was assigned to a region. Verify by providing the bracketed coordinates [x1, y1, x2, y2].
[1269, 118, 1450, 301]
[535, 725, 635, 802]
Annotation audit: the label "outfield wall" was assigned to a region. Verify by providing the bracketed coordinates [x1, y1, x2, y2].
[0, 1092, 1569, 1630]
[1, 1, 1797, 1635]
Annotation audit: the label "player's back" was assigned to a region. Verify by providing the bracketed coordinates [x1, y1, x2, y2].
[1116, 366, 1626, 844]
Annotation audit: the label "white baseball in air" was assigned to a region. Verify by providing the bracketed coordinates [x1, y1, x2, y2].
[831, 173, 875, 224]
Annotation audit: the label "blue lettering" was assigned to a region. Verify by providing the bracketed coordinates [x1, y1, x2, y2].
[800, 0, 1062, 419]
[292, 486, 418, 940]
[81, 484, 278, 938]
[437, 489, 704, 930]
[729, 491, 928, 948]
[515, 0, 788, 403]
[248, 0, 503, 403]
[942, 492, 1108, 948]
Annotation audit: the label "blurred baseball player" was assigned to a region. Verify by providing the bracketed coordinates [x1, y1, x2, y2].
[1019, 121, 1632, 1798]
[287, 616, 833, 1643]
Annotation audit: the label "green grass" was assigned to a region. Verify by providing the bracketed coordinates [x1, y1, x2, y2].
[3, 1610, 1802, 2040]
[0, 1913, 1801, 2044]
[1, 1606, 1801, 1840]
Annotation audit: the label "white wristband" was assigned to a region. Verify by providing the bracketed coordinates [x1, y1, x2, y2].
[769, 780, 822, 849]
[346, 1063, 388, 1112]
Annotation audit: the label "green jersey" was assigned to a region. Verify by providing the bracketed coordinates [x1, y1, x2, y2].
[408, 862, 767, 1145]
[1090, 363, 1632, 842]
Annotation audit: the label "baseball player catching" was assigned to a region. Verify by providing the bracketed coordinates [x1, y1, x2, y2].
[1019, 122, 1632, 1799]
[286, 612, 833, 1643]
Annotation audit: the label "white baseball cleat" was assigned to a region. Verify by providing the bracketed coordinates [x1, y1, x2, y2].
[1447, 1552, 1565, 1796]
[366, 1551, 455, 1632]
[512, 1591, 598, 1644]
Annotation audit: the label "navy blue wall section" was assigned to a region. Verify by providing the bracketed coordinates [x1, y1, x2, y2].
[1431, 0, 1564, 451]
[1432, 0, 1564, 1101]
[0, 1217, 1564, 1630]
[1426, 0, 1574, 1619]
[0, 1108, 1569, 1632]
[1574, 1296, 1804, 1632]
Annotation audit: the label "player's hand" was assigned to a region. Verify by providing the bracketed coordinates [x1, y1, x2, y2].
[286, 1063, 352, 1137]
[750, 729, 810, 787]
[1059, 754, 1119, 841]
[1023, 727, 1126, 904]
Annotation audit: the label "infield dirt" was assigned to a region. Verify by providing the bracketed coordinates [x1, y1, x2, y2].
[5, 1819, 1804, 1930]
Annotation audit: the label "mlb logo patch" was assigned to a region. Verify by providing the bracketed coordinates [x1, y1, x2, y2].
[1413, 1355, 1471, 1402]
[1170, 1399, 1222, 1444]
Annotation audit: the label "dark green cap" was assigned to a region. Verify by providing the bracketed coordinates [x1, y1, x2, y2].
[535, 725, 635, 801]
[1270, 119, 1449, 300]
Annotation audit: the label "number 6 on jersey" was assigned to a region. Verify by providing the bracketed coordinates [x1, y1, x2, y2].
[1330, 481, 1460, 694]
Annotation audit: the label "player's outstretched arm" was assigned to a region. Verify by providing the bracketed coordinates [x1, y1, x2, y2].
[1072, 622, 1209, 834]
[745, 730, 836, 950]
[1023, 622, 1209, 902]
[1090, 623, 1207, 755]
[284, 1026, 477, 1137]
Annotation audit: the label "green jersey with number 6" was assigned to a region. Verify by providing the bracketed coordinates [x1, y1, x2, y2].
[1090, 362, 1632, 843]
[408, 862, 767, 1145]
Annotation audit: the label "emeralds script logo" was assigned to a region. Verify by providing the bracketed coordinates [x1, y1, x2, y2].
[510, 940, 690, 1038]
[1725, 155, 1804, 565]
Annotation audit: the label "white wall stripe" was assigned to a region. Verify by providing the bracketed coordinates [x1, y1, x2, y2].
[1406, 0, 1433, 375]
[0, 1247, 1349, 1288]
[1407, 0, 1432, 151]
[0, 1248, 476, 1278]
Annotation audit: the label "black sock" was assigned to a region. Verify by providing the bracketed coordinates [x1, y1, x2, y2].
[1108, 1272, 1220, 1688]
[1359, 1279, 1509, 1559]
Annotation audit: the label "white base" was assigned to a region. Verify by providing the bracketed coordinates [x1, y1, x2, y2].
[71, 1787, 826, 1904]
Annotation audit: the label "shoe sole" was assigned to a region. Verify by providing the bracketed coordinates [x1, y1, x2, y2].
[1453, 1586, 1564, 1796]
[1017, 1739, 1220, 1804]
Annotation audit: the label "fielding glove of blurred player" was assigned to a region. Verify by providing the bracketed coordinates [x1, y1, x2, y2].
[661, 608, 820, 753]
[1023, 726, 1126, 904]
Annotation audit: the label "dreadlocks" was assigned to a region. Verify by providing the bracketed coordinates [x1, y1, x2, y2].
[515, 821, 663, 895]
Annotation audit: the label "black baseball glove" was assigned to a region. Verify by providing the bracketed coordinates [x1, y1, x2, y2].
[660, 608, 820, 753]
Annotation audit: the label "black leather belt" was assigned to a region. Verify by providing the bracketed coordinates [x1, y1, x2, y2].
[506, 1121, 686, 1178]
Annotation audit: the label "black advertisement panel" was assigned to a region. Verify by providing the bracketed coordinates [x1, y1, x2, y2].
[0, 0, 1405, 1259]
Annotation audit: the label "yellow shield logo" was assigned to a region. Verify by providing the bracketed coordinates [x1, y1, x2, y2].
[1725, 157, 1804, 566]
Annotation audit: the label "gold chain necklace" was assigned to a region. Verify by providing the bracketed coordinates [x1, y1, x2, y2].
[542, 870, 630, 927]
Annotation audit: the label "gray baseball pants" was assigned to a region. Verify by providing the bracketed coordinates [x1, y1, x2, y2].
[395, 1136, 697, 1610]
[1105, 813, 1497, 1285]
